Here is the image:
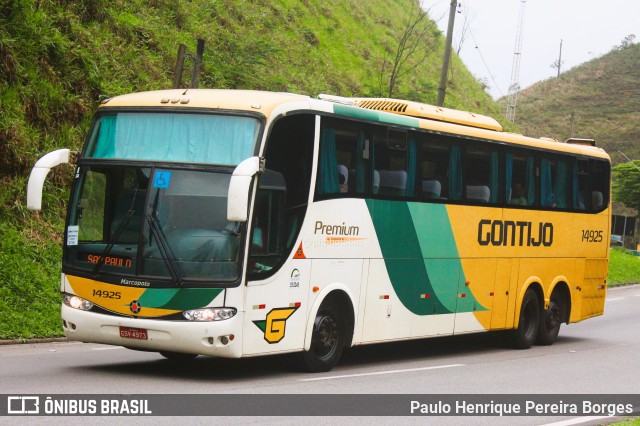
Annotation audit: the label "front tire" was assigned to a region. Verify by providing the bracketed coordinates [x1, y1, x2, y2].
[510, 289, 540, 349]
[301, 303, 347, 372]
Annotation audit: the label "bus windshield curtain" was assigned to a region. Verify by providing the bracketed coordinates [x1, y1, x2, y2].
[525, 156, 535, 204]
[554, 160, 568, 208]
[505, 153, 513, 203]
[93, 115, 117, 158]
[405, 138, 417, 196]
[92, 113, 258, 165]
[449, 145, 463, 200]
[355, 131, 366, 193]
[490, 151, 499, 203]
[317, 128, 339, 195]
[541, 159, 553, 207]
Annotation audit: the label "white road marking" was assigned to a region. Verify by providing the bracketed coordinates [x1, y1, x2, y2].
[300, 364, 465, 382]
[605, 298, 623, 301]
[90, 347, 122, 351]
[541, 415, 611, 426]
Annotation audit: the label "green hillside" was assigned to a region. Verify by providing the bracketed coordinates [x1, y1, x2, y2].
[513, 41, 640, 163]
[0, 0, 502, 338]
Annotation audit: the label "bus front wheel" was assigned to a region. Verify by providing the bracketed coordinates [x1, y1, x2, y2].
[301, 302, 347, 372]
[510, 289, 540, 349]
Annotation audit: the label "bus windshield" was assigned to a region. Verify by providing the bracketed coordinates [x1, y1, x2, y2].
[85, 112, 261, 165]
[65, 166, 242, 284]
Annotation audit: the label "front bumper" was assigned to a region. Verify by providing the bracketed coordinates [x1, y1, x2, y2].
[61, 304, 243, 358]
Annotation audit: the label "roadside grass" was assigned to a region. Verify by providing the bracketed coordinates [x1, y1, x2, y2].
[612, 418, 640, 426]
[0, 223, 63, 339]
[608, 247, 640, 287]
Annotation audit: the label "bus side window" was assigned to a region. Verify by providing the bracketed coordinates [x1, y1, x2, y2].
[540, 158, 569, 209]
[540, 157, 570, 209]
[506, 153, 536, 207]
[371, 127, 417, 198]
[316, 118, 369, 198]
[589, 159, 609, 212]
[465, 144, 501, 204]
[420, 137, 464, 202]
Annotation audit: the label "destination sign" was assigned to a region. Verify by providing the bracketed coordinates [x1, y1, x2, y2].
[78, 252, 132, 269]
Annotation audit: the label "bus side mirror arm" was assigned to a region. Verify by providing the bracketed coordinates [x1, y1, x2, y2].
[227, 156, 265, 222]
[27, 149, 74, 211]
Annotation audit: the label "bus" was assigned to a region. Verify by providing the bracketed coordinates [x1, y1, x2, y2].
[27, 90, 611, 372]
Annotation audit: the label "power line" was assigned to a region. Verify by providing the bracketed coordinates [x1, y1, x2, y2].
[467, 27, 506, 99]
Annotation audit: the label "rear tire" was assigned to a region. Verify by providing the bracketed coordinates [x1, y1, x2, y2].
[301, 303, 347, 372]
[536, 297, 562, 346]
[159, 351, 198, 361]
[510, 289, 540, 349]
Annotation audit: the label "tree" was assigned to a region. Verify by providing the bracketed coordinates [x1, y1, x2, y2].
[612, 160, 640, 212]
[616, 34, 636, 50]
[550, 58, 564, 76]
[378, 1, 438, 98]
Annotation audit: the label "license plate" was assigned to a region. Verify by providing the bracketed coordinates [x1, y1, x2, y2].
[119, 326, 148, 340]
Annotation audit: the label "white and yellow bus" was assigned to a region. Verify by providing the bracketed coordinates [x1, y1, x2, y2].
[27, 90, 611, 372]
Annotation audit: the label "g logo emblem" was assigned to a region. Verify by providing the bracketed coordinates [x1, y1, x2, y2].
[253, 307, 298, 343]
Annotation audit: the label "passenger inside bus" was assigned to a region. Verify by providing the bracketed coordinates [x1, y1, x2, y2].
[510, 183, 528, 205]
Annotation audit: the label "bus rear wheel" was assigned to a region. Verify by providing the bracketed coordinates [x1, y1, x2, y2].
[536, 297, 563, 346]
[301, 303, 347, 372]
[510, 289, 540, 349]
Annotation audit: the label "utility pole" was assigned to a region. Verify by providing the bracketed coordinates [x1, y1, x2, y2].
[557, 39, 563, 77]
[190, 38, 205, 89]
[506, 0, 527, 123]
[172, 38, 205, 89]
[172, 44, 187, 89]
[437, 0, 457, 107]
[568, 111, 575, 137]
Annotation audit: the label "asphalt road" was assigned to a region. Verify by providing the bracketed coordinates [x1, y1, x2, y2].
[1, 284, 639, 425]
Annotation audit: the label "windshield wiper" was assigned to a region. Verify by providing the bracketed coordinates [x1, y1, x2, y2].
[92, 208, 134, 278]
[146, 214, 183, 286]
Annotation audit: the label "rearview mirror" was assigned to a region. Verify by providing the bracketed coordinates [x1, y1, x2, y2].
[27, 149, 72, 211]
[227, 156, 264, 222]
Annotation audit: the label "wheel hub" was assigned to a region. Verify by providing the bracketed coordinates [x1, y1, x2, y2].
[314, 315, 338, 356]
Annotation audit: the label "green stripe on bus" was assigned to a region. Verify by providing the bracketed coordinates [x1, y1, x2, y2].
[136, 288, 179, 307]
[408, 203, 476, 313]
[366, 199, 484, 315]
[138, 288, 223, 310]
[366, 199, 451, 315]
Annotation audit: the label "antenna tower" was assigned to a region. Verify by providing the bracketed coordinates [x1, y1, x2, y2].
[506, 0, 527, 123]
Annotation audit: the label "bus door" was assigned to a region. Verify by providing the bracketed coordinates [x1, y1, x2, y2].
[241, 170, 311, 355]
[242, 258, 311, 355]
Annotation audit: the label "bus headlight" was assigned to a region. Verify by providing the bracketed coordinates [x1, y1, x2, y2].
[62, 294, 94, 311]
[183, 307, 237, 321]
